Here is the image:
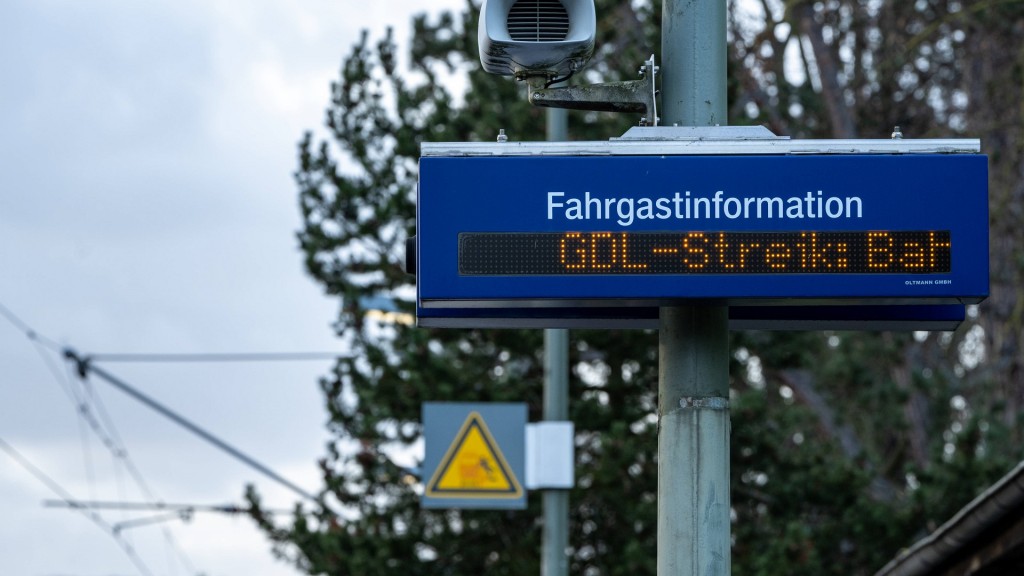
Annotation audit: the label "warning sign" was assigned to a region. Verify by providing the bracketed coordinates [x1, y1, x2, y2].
[426, 411, 523, 498]
[421, 402, 526, 509]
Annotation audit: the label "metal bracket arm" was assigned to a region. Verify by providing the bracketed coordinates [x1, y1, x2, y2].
[528, 56, 659, 126]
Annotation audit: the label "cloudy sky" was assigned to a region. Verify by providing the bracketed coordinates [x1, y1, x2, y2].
[0, 1, 463, 574]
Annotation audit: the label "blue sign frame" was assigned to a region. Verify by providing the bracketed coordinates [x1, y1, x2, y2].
[418, 153, 988, 308]
[416, 303, 966, 331]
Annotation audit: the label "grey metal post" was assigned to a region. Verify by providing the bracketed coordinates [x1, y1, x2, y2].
[659, 1, 731, 576]
[547, 101, 568, 142]
[542, 104, 570, 576]
[661, 0, 728, 127]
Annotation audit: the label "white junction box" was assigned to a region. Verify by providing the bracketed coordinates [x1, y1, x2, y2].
[525, 421, 575, 490]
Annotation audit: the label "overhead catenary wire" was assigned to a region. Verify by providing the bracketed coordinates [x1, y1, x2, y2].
[0, 302, 200, 574]
[0, 437, 155, 576]
[88, 351, 341, 363]
[57, 350, 200, 573]
[112, 511, 193, 535]
[0, 301, 64, 351]
[45, 499, 298, 515]
[2, 302, 334, 571]
[64, 347, 325, 507]
[1, 303, 325, 508]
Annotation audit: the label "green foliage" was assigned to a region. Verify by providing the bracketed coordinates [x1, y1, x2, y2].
[250, 1, 1024, 574]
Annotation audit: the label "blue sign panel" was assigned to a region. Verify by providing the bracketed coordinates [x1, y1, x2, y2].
[417, 153, 987, 307]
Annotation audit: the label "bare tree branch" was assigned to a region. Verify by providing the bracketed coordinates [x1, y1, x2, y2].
[796, 2, 858, 137]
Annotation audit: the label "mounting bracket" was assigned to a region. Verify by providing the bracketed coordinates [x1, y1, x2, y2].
[526, 55, 659, 126]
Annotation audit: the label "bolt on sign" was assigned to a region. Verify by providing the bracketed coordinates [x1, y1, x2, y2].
[422, 402, 526, 510]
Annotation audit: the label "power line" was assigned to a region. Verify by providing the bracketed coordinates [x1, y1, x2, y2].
[64, 348, 325, 507]
[87, 352, 341, 363]
[112, 511, 193, 535]
[44, 499, 303, 535]
[1, 302, 201, 574]
[44, 499, 298, 515]
[54, 349, 201, 573]
[0, 303, 327, 565]
[0, 437, 155, 576]
[0, 301, 64, 351]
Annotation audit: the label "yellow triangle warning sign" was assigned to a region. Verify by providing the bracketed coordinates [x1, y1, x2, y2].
[425, 411, 523, 499]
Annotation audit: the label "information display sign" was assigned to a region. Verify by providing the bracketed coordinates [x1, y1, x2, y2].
[417, 139, 987, 311]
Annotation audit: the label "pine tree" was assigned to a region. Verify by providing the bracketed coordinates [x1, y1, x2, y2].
[248, 2, 1024, 574]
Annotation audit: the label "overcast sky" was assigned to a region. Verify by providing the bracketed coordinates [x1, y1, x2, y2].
[0, 1, 463, 574]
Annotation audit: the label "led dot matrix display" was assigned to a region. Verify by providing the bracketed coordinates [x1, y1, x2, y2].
[459, 231, 951, 276]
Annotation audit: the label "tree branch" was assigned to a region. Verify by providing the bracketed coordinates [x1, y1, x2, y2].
[796, 3, 857, 137]
[780, 368, 899, 502]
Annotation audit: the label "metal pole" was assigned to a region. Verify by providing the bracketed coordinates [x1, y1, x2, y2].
[659, 2, 730, 576]
[547, 101, 568, 142]
[542, 104, 570, 576]
[661, 0, 728, 127]
[542, 327, 569, 576]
